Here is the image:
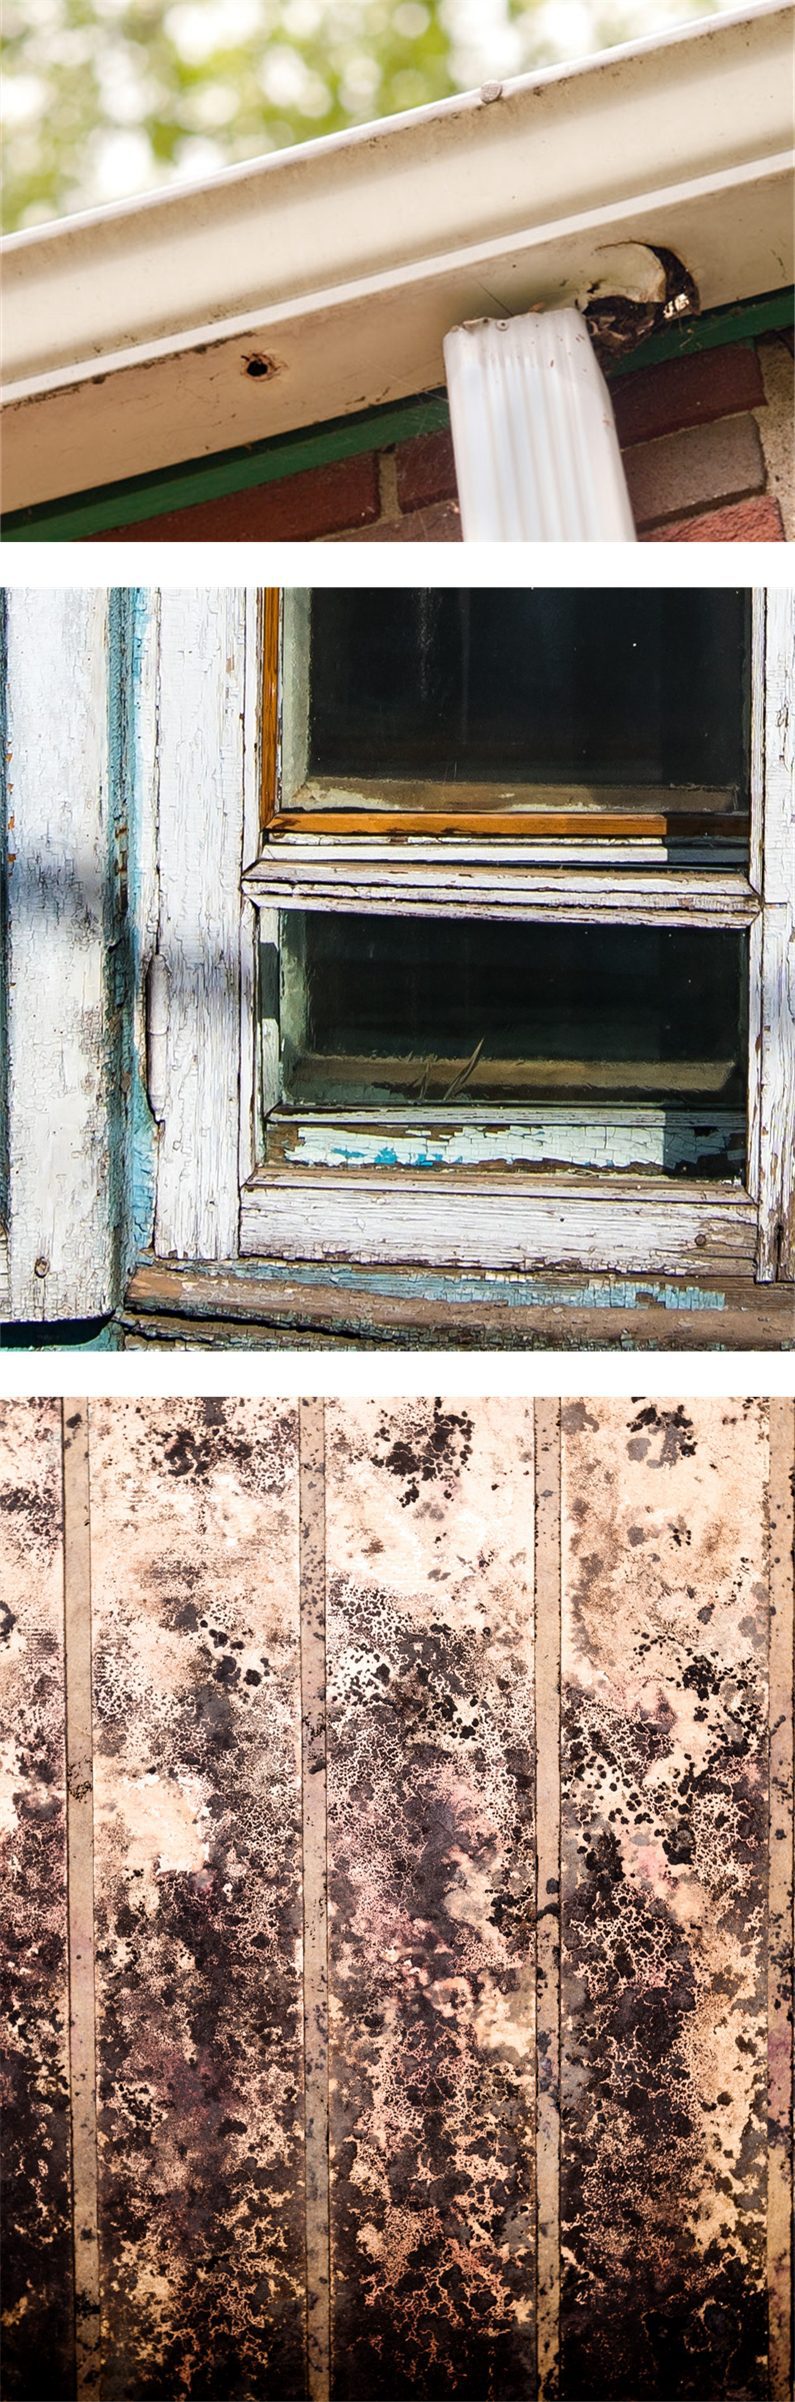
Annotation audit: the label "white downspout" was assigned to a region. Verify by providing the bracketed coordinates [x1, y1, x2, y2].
[443, 307, 637, 542]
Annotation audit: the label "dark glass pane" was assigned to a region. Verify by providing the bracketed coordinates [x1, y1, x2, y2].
[307, 591, 748, 790]
[277, 914, 747, 1180]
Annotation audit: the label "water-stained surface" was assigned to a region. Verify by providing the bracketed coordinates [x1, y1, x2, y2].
[560, 1397, 770, 2401]
[325, 1399, 536, 2399]
[88, 1399, 305, 2401]
[0, 1399, 74, 2402]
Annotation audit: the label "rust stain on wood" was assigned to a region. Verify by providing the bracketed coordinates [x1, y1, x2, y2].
[260, 588, 282, 833]
[268, 808, 738, 842]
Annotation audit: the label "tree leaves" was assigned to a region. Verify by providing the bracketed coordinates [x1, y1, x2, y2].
[2, 0, 725, 232]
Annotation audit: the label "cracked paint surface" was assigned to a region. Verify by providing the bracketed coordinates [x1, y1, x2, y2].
[559, 1398, 770, 2401]
[88, 1399, 305, 2401]
[325, 1399, 536, 2399]
[0, 1399, 74, 2402]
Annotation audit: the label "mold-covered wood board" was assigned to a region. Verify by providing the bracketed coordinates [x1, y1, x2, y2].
[0, 1399, 75, 2402]
[560, 1397, 772, 2402]
[324, 1399, 537, 2399]
[87, 1399, 305, 2400]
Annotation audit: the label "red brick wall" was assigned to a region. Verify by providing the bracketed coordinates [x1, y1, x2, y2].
[91, 332, 792, 542]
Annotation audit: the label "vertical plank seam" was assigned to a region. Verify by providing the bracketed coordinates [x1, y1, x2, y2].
[746, 588, 766, 1206]
[534, 1399, 561, 2402]
[299, 1398, 331, 2402]
[768, 1397, 794, 2402]
[62, 1400, 101, 2401]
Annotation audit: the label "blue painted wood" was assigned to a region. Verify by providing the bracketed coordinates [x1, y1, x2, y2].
[106, 590, 158, 1281]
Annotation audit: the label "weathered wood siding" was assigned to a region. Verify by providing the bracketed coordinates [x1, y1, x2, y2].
[1, 1398, 792, 2401]
[151, 592, 249, 1264]
[3, 593, 119, 1323]
[757, 587, 795, 1278]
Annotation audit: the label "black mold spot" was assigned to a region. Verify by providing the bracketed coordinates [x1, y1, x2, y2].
[628, 1405, 698, 1466]
[374, 1400, 475, 1508]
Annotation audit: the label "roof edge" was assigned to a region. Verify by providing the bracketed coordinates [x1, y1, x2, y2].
[2, 3, 792, 512]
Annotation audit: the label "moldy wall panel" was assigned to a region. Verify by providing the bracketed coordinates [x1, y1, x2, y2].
[560, 1398, 770, 2401]
[88, 1400, 305, 2400]
[325, 1400, 536, 2399]
[0, 1398, 792, 2402]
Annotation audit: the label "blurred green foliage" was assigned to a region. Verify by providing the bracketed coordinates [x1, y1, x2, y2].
[2, 0, 726, 233]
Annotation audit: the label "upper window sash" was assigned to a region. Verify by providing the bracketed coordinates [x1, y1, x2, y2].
[261, 588, 752, 857]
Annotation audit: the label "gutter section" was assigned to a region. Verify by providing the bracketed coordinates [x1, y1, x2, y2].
[1, 2, 793, 508]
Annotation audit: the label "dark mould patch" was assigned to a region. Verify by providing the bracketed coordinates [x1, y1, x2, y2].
[627, 1404, 698, 1467]
[0, 1479, 60, 1553]
[373, 1398, 475, 1508]
[146, 1400, 297, 1498]
[561, 1402, 600, 1436]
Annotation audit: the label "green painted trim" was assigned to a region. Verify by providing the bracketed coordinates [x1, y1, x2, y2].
[3, 392, 452, 541]
[605, 284, 793, 376]
[4, 285, 792, 541]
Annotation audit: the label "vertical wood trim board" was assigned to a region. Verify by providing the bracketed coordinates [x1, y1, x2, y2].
[299, 1399, 332, 2402]
[62, 1401, 101, 2401]
[3, 591, 117, 1321]
[757, 585, 795, 1280]
[746, 588, 766, 1207]
[534, 1402, 561, 2402]
[153, 590, 248, 1263]
[239, 590, 264, 1193]
[126, 585, 162, 1261]
[767, 1396, 795, 2402]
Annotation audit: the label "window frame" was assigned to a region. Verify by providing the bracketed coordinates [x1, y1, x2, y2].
[233, 585, 792, 1283]
[2, 586, 789, 1336]
[109, 583, 791, 1301]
